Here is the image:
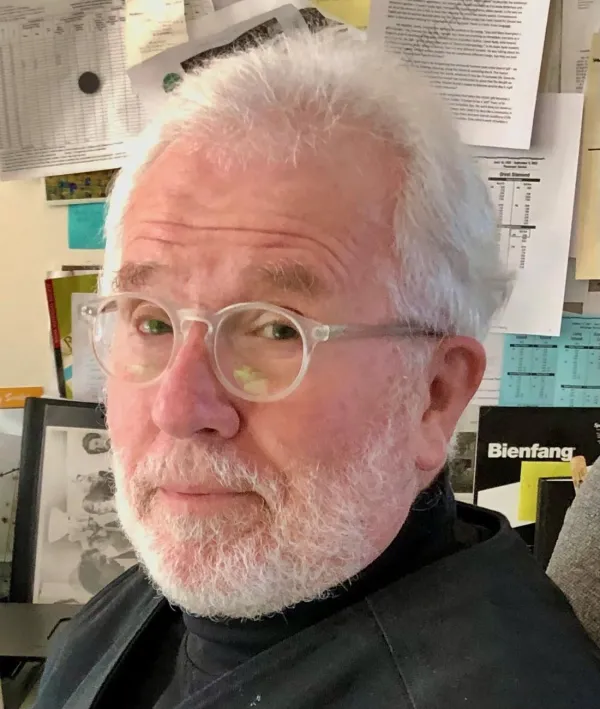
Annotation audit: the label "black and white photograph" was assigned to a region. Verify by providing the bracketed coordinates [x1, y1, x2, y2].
[32, 426, 135, 604]
[0, 425, 21, 599]
[448, 430, 477, 502]
[10, 398, 136, 604]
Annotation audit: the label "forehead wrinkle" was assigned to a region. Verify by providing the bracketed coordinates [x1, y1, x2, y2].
[122, 220, 354, 292]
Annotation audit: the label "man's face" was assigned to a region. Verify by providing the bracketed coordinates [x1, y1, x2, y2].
[107, 139, 433, 618]
[89, 438, 104, 453]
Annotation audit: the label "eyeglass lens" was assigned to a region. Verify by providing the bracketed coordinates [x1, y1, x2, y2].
[91, 296, 306, 399]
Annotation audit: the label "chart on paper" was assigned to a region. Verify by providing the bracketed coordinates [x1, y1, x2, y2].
[486, 158, 540, 276]
[473, 94, 584, 337]
[0, 0, 146, 179]
[499, 316, 600, 408]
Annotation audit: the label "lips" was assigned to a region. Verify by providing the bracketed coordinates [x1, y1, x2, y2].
[155, 487, 257, 516]
[159, 484, 240, 496]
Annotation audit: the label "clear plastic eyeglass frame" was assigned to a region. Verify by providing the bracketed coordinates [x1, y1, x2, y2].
[81, 292, 445, 403]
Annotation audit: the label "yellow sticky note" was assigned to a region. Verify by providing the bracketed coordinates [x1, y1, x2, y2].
[312, 0, 370, 29]
[518, 461, 572, 522]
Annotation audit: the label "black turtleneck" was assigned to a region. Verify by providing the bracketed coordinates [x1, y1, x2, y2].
[103, 472, 478, 708]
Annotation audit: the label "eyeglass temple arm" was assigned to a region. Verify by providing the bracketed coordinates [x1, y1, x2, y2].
[325, 323, 445, 341]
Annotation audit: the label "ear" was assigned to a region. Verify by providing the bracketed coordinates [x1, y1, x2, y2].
[414, 337, 486, 477]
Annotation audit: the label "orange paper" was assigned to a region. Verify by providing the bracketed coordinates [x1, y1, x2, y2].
[0, 386, 44, 409]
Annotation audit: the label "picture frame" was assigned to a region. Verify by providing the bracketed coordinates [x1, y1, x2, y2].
[10, 397, 136, 604]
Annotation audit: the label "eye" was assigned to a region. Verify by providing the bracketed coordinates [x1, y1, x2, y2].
[128, 303, 173, 335]
[255, 320, 301, 341]
[138, 318, 172, 335]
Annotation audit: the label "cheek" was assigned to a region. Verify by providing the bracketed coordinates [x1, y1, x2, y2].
[249, 352, 397, 467]
[106, 379, 157, 469]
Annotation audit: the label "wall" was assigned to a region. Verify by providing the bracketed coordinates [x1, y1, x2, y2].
[0, 180, 101, 389]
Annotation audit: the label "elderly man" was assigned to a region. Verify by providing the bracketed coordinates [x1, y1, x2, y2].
[35, 30, 600, 709]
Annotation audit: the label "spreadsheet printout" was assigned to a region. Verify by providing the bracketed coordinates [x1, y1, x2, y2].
[473, 93, 584, 337]
[499, 316, 600, 407]
[0, 0, 146, 179]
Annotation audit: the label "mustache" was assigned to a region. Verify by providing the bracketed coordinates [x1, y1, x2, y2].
[112, 440, 282, 501]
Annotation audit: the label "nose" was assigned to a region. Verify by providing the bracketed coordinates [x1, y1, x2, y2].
[151, 322, 240, 440]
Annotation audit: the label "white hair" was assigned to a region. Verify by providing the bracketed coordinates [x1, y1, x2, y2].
[102, 29, 512, 339]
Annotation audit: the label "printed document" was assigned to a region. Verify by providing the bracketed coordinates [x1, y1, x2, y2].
[561, 0, 600, 92]
[368, 0, 551, 149]
[0, 0, 145, 180]
[473, 93, 584, 336]
[499, 315, 600, 407]
[125, 0, 214, 68]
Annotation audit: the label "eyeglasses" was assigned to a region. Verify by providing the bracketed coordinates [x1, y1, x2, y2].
[81, 292, 444, 403]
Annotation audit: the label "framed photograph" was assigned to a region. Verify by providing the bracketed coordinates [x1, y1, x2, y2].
[10, 397, 136, 604]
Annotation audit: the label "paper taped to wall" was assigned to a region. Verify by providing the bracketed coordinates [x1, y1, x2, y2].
[499, 315, 600, 408]
[367, 0, 551, 149]
[561, 0, 600, 92]
[125, 0, 215, 69]
[0, 0, 145, 180]
[474, 93, 584, 336]
[68, 204, 106, 250]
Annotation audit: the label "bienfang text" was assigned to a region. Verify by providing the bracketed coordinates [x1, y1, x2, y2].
[487, 443, 575, 461]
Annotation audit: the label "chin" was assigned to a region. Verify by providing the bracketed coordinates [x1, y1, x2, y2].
[114, 482, 377, 620]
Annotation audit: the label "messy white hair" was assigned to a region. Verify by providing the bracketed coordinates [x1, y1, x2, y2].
[102, 29, 512, 339]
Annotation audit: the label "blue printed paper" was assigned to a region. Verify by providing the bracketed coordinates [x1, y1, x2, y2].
[68, 203, 105, 249]
[555, 317, 600, 406]
[499, 315, 600, 407]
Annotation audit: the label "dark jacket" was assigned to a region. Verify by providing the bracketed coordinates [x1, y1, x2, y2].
[34, 504, 600, 708]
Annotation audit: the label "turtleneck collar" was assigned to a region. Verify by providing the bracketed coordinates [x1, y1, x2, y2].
[182, 470, 457, 676]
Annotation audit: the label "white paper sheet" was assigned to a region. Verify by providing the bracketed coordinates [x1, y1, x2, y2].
[128, 0, 342, 110]
[473, 93, 584, 336]
[71, 293, 107, 403]
[561, 0, 600, 92]
[125, 0, 214, 68]
[367, 0, 551, 149]
[0, 0, 146, 180]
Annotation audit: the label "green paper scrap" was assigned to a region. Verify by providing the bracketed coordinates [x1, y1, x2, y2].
[68, 204, 106, 249]
[45, 169, 116, 202]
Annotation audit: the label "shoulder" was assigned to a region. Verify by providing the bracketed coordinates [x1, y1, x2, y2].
[55, 564, 148, 645]
[547, 462, 600, 646]
[365, 505, 600, 706]
[36, 565, 156, 705]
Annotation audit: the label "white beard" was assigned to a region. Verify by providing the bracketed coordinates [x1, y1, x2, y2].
[111, 416, 419, 620]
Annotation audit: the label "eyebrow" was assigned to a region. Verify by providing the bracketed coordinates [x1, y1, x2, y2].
[242, 260, 331, 299]
[113, 258, 331, 299]
[113, 261, 165, 292]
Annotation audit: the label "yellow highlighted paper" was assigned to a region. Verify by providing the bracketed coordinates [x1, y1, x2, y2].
[312, 0, 369, 29]
[518, 461, 572, 522]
